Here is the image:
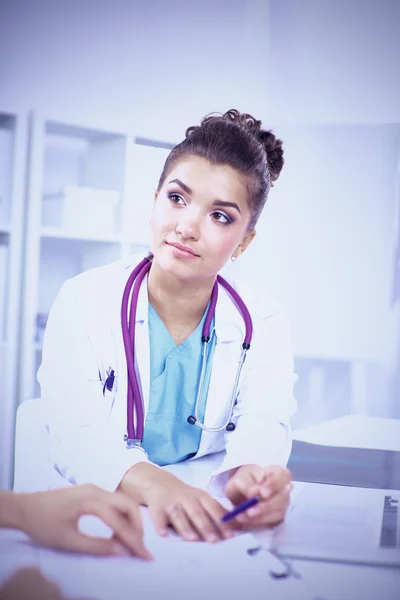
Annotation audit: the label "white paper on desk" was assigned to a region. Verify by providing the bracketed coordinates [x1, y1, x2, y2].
[38, 536, 318, 600]
[52, 506, 321, 600]
[50, 510, 317, 600]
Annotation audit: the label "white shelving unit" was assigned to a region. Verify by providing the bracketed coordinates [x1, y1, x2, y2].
[20, 114, 172, 407]
[0, 110, 29, 489]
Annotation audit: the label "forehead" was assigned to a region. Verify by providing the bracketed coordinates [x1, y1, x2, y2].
[165, 156, 250, 206]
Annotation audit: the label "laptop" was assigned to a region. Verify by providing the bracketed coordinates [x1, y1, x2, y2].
[272, 482, 400, 568]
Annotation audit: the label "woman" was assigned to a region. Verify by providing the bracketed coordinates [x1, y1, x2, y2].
[38, 109, 297, 543]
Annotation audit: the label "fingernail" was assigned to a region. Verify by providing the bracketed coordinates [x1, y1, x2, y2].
[185, 532, 198, 541]
[207, 534, 219, 543]
[158, 528, 168, 537]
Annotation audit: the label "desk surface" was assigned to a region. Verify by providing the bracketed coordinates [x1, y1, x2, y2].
[2, 422, 400, 600]
[293, 415, 400, 451]
[1, 503, 399, 600]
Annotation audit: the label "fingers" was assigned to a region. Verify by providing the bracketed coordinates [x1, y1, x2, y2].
[167, 504, 201, 542]
[199, 497, 235, 540]
[225, 464, 266, 505]
[226, 465, 292, 530]
[92, 500, 153, 560]
[148, 505, 170, 538]
[236, 482, 292, 528]
[150, 495, 233, 543]
[62, 530, 128, 556]
[260, 465, 292, 498]
[181, 500, 225, 543]
[148, 502, 201, 542]
[109, 491, 145, 539]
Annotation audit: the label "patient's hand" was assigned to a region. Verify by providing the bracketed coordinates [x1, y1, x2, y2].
[13, 485, 151, 559]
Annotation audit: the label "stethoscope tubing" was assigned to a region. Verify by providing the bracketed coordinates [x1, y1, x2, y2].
[122, 255, 253, 445]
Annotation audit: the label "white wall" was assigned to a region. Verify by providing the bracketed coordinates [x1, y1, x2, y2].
[268, 0, 400, 123]
[1, 0, 399, 130]
[0, 0, 399, 419]
[0, 0, 270, 140]
[237, 124, 400, 364]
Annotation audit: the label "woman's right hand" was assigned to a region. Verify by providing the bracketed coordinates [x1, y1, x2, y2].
[119, 463, 234, 543]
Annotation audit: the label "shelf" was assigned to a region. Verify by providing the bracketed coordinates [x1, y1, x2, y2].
[0, 223, 10, 234]
[40, 227, 123, 244]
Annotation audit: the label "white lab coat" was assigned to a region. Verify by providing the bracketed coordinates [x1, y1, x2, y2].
[38, 253, 297, 496]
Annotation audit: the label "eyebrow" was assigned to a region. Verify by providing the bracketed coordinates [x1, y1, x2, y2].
[168, 178, 242, 215]
[169, 178, 192, 195]
[211, 199, 241, 215]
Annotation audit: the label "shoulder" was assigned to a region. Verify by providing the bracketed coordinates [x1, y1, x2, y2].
[219, 270, 284, 322]
[55, 252, 145, 310]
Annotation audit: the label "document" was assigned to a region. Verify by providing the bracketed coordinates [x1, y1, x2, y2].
[36, 512, 321, 600]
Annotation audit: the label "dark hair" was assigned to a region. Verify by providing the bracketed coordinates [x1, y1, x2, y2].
[157, 109, 284, 231]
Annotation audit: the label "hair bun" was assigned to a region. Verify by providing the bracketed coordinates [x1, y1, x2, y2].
[193, 109, 284, 182]
[258, 129, 284, 182]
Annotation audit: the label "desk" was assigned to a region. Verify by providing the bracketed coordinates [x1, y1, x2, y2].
[1, 519, 399, 600]
[2, 420, 400, 600]
[293, 415, 400, 451]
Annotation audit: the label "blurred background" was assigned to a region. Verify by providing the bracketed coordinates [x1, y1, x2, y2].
[0, 0, 399, 489]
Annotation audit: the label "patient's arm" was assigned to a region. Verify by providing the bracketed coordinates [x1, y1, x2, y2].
[0, 486, 151, 559]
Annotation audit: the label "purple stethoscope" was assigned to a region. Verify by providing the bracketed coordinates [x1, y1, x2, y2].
[121, 255, 253, 450]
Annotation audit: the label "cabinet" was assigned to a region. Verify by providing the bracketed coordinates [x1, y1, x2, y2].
[20, 114, 172, 408]
[0, 110, 29, 488]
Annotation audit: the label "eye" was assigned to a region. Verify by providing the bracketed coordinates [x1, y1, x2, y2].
[212, 211, 233, 225]
[168, 193, 186, 205]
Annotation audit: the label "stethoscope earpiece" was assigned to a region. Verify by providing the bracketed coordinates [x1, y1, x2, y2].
[187, 415, 197, 425]
[226, 422, 236, 432]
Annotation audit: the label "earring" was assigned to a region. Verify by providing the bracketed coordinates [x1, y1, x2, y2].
[231, 255, 237, 263]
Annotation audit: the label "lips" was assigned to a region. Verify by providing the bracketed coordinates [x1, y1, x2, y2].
[167, 241, 199, 257]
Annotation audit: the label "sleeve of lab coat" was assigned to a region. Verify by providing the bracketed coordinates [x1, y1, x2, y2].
[207, 306, 297, 496]
[38, 277, 149, 491]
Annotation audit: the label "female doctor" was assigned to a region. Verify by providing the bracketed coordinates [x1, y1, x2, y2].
[38, 109, 297, 544]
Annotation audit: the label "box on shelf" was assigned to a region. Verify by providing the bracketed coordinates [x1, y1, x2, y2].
[63, 186, 119, 236]
[42, 186, 120, 236]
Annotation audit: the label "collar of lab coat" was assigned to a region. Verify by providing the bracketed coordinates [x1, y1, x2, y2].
[124, 253, 245, 344]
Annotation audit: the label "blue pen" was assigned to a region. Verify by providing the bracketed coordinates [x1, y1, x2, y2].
[221, 496, 260, 523]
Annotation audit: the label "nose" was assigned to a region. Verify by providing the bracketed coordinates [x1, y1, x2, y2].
[175, 207, 201, 240]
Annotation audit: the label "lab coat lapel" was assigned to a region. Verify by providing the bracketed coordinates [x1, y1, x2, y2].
[196, 283, 245, 457]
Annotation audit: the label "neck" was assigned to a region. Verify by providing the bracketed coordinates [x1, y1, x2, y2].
[147, 259, 216, 329]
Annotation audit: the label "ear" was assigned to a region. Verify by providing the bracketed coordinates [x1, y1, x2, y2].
[232, 229, 256, 260]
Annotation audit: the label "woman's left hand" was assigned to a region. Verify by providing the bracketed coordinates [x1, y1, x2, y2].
[224, 464, 292, 529]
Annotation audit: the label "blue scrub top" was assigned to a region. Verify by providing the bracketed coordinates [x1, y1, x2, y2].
[141, 303, 216, 466]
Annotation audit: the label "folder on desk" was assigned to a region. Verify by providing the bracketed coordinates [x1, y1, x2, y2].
[288, 440, 400, 490]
